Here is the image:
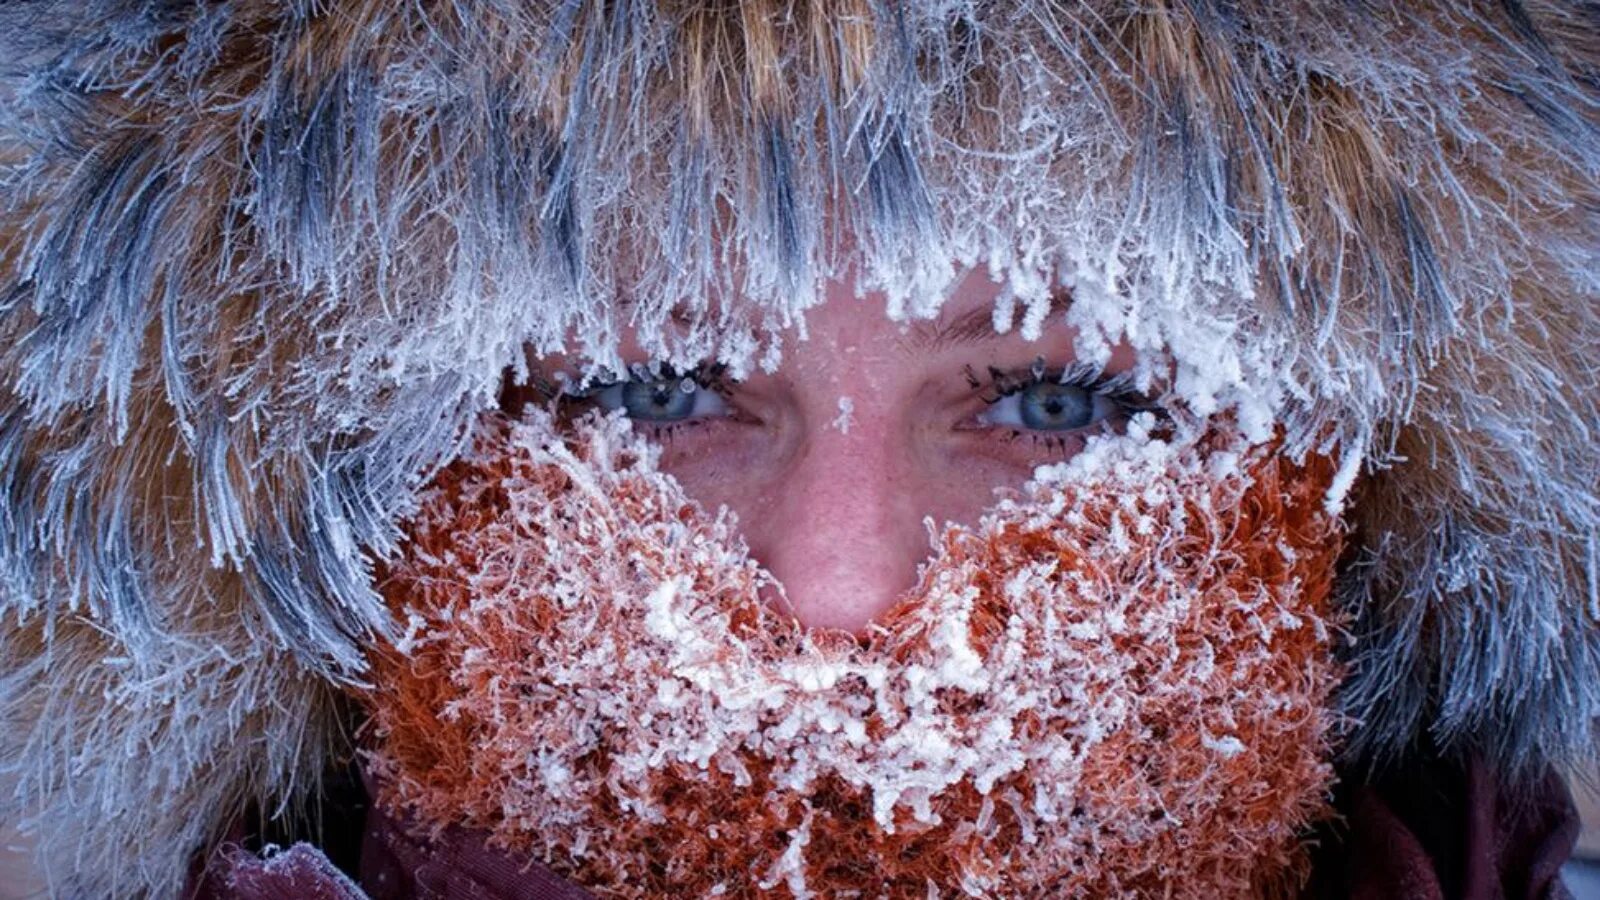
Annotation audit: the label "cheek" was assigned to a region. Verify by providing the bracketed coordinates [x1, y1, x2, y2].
[919, 435, 1090, 526]
[649, 422, 776, 513]
[917, 455, 1030, 526]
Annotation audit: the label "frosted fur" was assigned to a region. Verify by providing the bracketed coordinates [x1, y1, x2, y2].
[0, 1, 1593, 896]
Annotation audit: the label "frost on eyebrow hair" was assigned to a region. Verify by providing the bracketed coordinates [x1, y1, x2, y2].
[898, 285, 1071, 353]
[361, 407, 1347, 898]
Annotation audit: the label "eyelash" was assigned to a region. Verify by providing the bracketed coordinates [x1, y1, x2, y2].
[556, 364, 728, 401]
[966, 360, 1149, 406]
[996, 429, 1073, 452]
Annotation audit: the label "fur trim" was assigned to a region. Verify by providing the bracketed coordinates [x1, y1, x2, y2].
[0, 1, 1595, 896]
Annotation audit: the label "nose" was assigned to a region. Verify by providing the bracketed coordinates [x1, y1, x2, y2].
[741, 413, 931, 633]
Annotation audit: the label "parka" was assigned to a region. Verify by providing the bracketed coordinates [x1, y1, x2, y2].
[0, 1, 1596, 897]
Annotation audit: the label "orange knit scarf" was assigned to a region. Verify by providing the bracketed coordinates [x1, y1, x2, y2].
[360, 409, 1345, 898]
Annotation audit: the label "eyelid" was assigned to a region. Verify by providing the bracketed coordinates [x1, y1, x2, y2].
[565, 361, 733, 397]
[974, 361, 1148, 405]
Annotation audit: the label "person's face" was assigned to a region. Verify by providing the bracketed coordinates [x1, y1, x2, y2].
[507, 270, 1150, 632]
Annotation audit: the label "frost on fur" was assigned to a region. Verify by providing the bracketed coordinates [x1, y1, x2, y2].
[363, 410, 1346, 898]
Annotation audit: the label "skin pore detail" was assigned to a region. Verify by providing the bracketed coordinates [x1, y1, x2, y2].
[499, 269, 1163, 632]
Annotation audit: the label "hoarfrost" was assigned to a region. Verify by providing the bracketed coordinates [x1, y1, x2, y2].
[1202, 734, 1247, 759]
[831, 397, 854, 435]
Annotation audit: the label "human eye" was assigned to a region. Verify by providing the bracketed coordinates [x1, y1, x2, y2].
[569, 362, 734, 429]
[967, 360, 1156, 452]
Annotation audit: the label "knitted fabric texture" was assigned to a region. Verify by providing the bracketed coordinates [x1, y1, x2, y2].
[362, 410, 1345, 898]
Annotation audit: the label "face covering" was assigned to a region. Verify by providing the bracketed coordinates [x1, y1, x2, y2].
[360, 407, 1345, 898]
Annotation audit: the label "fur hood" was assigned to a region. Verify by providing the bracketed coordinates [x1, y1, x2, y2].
[0, 1, 1596, 896]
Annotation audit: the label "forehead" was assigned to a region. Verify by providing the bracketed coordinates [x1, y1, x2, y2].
[622, 266, 1072, 360]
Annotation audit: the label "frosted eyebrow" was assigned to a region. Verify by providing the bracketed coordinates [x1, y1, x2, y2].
[899, 291, 1071, 353]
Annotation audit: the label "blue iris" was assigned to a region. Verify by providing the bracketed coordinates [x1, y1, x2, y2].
[1015, 381, 1095, 430]
[616, 378, 698, 421]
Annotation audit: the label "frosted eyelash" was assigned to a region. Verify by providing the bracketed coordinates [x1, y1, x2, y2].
[964, 359, 1156, 411]
[568, 361, 735, 400]
[994, 428, 1080, 453]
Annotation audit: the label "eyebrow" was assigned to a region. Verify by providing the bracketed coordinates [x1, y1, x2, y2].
[899, 290, 1072, 353]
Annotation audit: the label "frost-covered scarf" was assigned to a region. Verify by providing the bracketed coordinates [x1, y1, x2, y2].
[360, 408, 1345, 898]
